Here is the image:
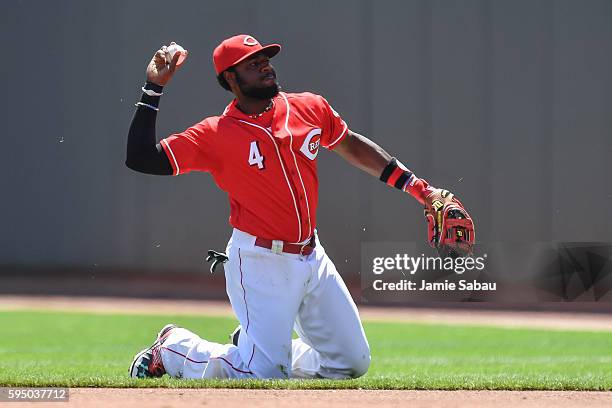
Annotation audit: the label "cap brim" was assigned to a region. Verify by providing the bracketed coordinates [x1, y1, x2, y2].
[232, 44, 281, 68]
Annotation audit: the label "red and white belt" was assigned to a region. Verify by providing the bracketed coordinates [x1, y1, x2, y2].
[254, 237, 315, 256]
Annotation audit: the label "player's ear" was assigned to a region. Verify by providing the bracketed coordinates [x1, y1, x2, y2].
[224, 70, 236, 87]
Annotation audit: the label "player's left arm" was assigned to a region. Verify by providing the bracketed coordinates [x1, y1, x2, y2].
[333, 130, 475, 255]
[332, 130, 392, 178]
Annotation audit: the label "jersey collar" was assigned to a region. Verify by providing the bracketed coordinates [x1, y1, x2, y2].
[222, 95, 280, 121]
[223, 93, 290, 139]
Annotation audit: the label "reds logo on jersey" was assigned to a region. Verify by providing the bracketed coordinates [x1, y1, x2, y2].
[300, 128, 322, 160]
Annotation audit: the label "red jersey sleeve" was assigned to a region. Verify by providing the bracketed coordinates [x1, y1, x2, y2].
[318, 96, 349, 150]
[159, 120, 218, 175]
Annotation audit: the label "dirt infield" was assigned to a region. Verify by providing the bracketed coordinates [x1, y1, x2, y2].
[3, 295, 612, 407]
[7, 389, 612, 408]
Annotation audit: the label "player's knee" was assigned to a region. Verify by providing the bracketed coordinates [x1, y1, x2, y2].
[347, 342, 371, 378]
[252, 355, 292, 379]
[350, 353, 371, 378]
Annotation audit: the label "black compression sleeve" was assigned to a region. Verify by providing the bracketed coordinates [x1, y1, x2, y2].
[125, 82, 173, 175]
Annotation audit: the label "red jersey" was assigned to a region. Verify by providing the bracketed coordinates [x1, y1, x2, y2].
[160, 92, 348, 243]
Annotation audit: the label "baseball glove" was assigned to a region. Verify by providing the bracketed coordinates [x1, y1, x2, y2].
[423, 189, 475, 258]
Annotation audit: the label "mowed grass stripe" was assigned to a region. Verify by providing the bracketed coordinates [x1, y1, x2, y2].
[0, 311, 611, 390]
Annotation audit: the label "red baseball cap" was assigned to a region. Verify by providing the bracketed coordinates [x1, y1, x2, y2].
[213, 34, 281, 75]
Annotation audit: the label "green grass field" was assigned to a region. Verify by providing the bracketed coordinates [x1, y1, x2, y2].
[0, 310, 611, 390]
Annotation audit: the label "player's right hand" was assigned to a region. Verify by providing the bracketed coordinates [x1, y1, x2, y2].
[146, 42, 188, 86]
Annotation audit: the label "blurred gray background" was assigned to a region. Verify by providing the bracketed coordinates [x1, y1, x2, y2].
[1, 0, 611, 300]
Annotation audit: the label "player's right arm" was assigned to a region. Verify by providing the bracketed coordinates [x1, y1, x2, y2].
[125, 44, 187, 175]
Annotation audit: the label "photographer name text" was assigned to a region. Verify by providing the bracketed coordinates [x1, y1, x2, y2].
[372, 279, 496, 291]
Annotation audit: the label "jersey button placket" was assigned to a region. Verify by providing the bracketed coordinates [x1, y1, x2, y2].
[279, 143, 304, 241]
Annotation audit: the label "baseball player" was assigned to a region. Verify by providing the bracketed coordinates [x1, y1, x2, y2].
[126, 35, 474, 380]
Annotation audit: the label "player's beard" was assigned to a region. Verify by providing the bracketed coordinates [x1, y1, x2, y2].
[235, 72, 280, 100]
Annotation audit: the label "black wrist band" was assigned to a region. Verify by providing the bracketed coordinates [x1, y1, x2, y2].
[139, 82, 163, 108]
[144, 82, 164, 93]
[380, 157, 415, 190]
[140, 93, 160, 108]
[379, 158, 398, 182]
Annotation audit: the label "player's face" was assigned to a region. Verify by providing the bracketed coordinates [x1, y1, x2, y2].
[233, 53, 279, 99]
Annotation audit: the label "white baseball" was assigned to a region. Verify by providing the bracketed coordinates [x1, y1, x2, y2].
[165, 43, 185, 64]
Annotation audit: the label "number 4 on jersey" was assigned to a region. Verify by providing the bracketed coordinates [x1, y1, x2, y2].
[248, 141, 265, 170]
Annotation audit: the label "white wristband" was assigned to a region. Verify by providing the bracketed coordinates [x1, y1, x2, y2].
[141, 86, 163, 97]
[135, 102, 159, 111]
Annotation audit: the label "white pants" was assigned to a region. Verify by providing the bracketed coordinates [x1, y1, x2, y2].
[160, 228, 370, 379]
